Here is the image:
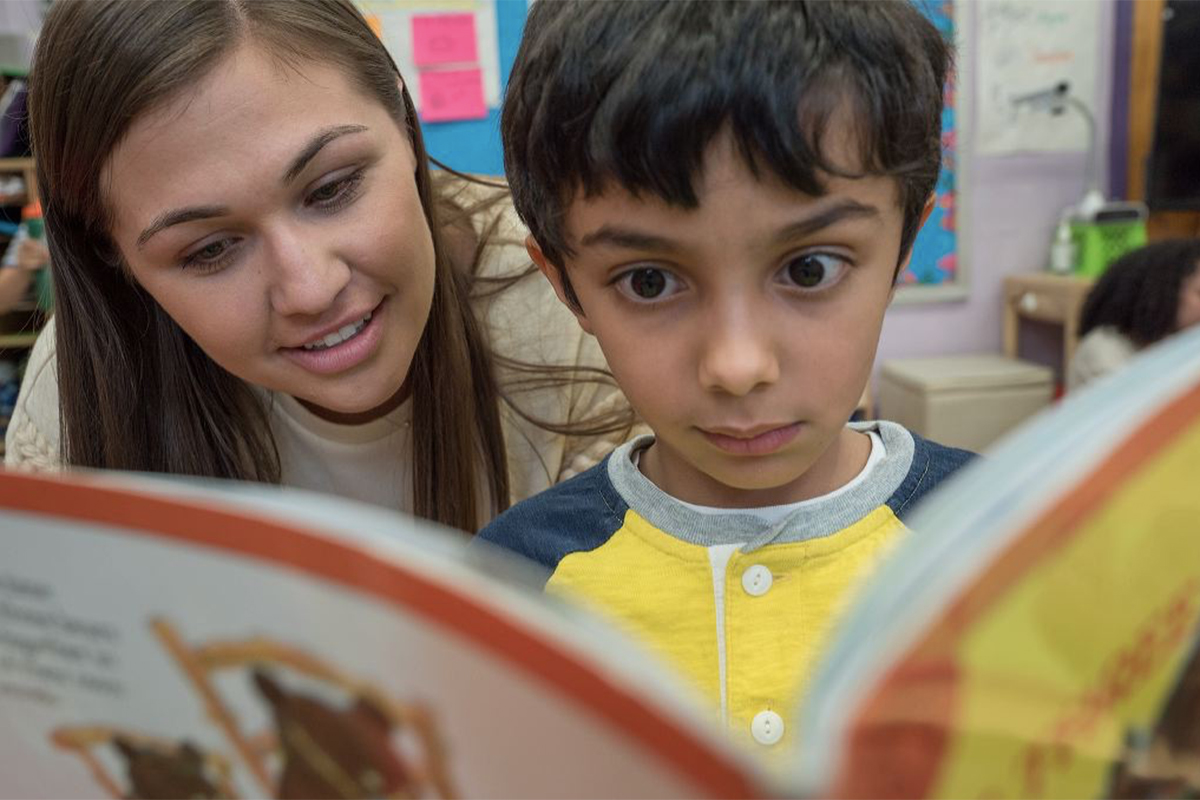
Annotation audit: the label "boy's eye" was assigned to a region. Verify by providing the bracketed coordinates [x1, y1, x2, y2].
[614, 267, 682, 302]
[782, 252, 847, 291]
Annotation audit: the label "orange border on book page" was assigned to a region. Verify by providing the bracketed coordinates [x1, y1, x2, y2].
[833, 380, 1200, 798]
[0, 473, 761, 799]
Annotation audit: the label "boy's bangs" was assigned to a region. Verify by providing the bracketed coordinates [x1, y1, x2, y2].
[580, 64, 881, 208]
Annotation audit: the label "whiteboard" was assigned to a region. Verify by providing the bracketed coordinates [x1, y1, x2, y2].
[975, 0, 1101, 155]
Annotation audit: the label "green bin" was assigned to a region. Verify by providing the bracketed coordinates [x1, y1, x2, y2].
[1068, 217, 1147, 279]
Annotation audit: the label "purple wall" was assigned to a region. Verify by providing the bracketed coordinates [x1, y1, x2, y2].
[874, 0, 1117, 391]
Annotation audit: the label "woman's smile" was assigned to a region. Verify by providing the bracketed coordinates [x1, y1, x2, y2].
[280, 297, 387, 375]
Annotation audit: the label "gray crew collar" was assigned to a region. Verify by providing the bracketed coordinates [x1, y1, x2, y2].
[606, 421, 915, 552]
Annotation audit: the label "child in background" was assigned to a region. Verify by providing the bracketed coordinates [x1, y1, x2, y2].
[479, 0, 973, 752]
[1069, 238, 1200, 391]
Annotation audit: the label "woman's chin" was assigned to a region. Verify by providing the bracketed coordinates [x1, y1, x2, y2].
[295, 383, 410, 425]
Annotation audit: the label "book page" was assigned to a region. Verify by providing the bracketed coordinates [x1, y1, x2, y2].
[798, 325, 1200, 798]
[0, 473, 765, 798]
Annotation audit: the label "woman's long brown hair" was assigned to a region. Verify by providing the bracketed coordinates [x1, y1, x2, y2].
[27, 0, 519, 531]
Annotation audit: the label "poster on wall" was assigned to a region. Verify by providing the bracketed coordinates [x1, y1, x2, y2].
[975, 0, 1101, 155]
[357, 0, 502, 119]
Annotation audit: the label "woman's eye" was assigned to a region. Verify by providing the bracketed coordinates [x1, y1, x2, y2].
[181, 238, 237, 271]
[615, 267, 682, 302]
[307, 168, 364, 209]
[311, 182, 341, 202]
[782, 252, 848, 291]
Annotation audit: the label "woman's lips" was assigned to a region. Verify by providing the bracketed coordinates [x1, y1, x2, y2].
[281, 298, 386, 375]
[701, 422, 803, 456]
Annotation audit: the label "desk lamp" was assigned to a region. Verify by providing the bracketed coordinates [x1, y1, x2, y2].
[1011, 82, 1147, 277]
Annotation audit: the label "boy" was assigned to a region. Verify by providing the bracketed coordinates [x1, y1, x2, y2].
[479, 0, 973, 750]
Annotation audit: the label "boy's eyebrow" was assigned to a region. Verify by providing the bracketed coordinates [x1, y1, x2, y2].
[577, 199, 880, 254]
[579, 226, 675, 252]
[769, 200, 880, 245]
[136, 124, 369, 249]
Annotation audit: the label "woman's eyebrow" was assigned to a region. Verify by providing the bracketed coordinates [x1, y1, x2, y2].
[137, 205, 228, 249]
[282, 123, 369, 184]
[136, 124, 371, 248]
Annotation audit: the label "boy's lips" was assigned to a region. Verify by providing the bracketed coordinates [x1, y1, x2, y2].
[700, 422, 803, 456]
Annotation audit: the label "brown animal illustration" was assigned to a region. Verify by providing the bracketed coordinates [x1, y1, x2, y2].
[112, 736, 229, 800]
[252, 669, 415, 799]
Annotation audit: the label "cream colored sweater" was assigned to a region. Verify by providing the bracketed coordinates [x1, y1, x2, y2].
[4, 183, 635, 520]
[1066, 326, 1138, 393]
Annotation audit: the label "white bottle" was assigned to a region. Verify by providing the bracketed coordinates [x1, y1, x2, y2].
[1049, 220, 1076, 274]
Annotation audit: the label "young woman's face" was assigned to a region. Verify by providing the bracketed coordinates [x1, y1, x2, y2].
[104, 43, 436, 423]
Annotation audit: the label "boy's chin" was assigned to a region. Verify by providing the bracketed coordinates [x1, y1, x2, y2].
[675, 454, 825, 508]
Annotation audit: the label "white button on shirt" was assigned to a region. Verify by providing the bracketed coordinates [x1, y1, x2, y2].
[742, 564, 773, 596]
[751, 710, 785, 745]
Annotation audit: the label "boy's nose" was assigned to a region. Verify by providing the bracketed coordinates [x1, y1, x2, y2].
[266, 226, 351, 318]
[697, 311, 780, 396]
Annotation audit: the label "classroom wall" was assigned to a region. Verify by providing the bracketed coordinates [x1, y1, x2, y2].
[0, 0, 40, 72]
[8, 0, 1119, 389]
[874, 0, 1116, 386]
[0, 1, 39, 35]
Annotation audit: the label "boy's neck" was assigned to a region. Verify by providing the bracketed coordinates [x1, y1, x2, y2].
[639, 426, 873, 509]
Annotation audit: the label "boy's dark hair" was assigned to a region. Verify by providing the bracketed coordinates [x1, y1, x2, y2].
[1079, 238, 1200, 346]
[502, 0, 951, 305]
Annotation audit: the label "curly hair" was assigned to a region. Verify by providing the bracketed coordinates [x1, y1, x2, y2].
[1079, 239, 1200, 347]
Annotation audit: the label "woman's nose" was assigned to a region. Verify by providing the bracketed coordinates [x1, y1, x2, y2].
[266, 225, 351, 318]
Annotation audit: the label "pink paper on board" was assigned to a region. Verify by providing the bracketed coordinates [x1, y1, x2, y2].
[411, 13, 478, 66]
[419, 68, 488, 122]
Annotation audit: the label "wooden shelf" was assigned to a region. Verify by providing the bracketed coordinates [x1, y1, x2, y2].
[0, 157, 40, 352]
[0, 331, 37, 349]
[0, 157, 36, 205]
[1003, 273, 1096, 369]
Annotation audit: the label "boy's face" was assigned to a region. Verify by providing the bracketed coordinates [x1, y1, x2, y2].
[531, 134, 918, 508]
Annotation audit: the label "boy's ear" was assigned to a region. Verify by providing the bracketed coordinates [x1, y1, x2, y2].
[525, 235, 594, 334]
[890, 194, 939, 302]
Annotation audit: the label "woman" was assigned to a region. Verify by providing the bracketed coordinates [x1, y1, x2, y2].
[5, 0, 634, 532]
[1068, 238, 1200, 392]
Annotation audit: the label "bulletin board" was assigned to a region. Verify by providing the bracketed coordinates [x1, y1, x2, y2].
[357, 0, 526, 177]
[359, 0, 966, 300]
[894, 0, 965, 301]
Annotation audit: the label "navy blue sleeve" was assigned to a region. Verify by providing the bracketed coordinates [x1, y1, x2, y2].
[475, 456, 629, 577]
[885, 431, 976, 522]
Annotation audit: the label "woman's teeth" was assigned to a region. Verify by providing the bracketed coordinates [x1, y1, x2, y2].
[301, 313, 372, 351]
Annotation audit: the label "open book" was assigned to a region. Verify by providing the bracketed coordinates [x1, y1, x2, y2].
[2, 328, 1199, 799]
